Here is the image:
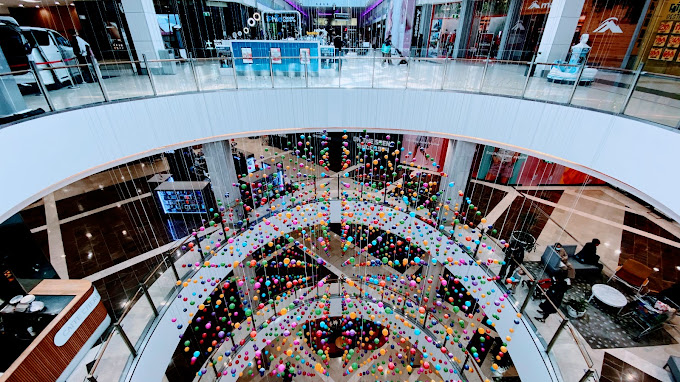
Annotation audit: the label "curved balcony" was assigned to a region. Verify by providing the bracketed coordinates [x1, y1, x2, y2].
[1, 59, 679, 225]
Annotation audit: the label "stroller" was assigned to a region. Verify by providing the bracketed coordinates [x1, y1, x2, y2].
[523, 278, 553, 300]
[393, 48, 409, 66]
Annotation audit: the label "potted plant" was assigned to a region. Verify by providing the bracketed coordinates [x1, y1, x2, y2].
[566, 298, 588, 318]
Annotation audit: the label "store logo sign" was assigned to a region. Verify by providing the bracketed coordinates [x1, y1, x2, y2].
[528, 1, 550, 10]
[54, 289, 101, 347]
[670, 3, 680, 13]
[593, 17, 623, 33]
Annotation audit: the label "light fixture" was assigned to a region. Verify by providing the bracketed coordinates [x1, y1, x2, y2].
[21, 0, 41, 3]
[653, 267, 660, 272]
[122, 230, 127, 235]
[18, 3, 24, 6]
[87, 251, 93, 258]
[85, 232, 92, 238]
[676, 265, 680, 271]
[614, 249, 621, 254]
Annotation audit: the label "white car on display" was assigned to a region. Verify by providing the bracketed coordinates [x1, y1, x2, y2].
[0, 16, 87, 88]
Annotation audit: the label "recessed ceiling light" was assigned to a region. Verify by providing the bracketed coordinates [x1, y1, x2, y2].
[21, 0, 40, 3]
[85, 232, 92, 238]
[18, 3, 23, 6]
[653, 267, 660, 272]
[676, 265, 680, 271]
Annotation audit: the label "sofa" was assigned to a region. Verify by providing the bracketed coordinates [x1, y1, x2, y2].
[541, 245, 601, 279]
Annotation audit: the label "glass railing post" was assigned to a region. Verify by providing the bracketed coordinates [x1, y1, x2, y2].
[568, 65, 586, 104]
[28, 61, 54, 111]
[232, 60, 239, 89]
[114, 323, 138, 357]
[165, 253, 180, 280]
[142, 54, 158, 96]
[195, 236, 205, 260]
[269, 57, 274, 88]
[405, 58, 411, 88]
[546, 318, 569, 353]
[371, 50, 376, 88]
[338, 54, 342, 88]
[522, 55, 536, 98]
[188, 56, 200, 92]
[140, 282, 159, 316]
[305, 63, 309, 88]
[579, 368, 595, 382]
[90, 56, 110, 102]
[479, 56, 490, 92]
[520, 280, 537, 313]
[440, 59, 449, 90]
[620, 62, 644, 114]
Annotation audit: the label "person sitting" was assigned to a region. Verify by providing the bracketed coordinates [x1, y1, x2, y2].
[574, 238, 604, 271]
[554, 242, 575, 280]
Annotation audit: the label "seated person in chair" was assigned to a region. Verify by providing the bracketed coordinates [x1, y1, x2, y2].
[555, 242, 575, 280]
[574, 238, 604, 271]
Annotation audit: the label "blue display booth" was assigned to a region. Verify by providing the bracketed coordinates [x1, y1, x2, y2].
[228, 40, 322, 76]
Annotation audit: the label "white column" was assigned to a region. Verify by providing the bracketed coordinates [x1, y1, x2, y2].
[120, 0, 165, 61]
[535, 0, 586, 72]
[442, 140, 476, 210]
[203, 141, 245, 221]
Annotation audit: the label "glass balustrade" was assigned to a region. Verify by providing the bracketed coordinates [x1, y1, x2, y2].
[2, 53, 679, 130]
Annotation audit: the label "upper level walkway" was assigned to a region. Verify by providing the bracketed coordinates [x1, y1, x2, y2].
[1, 53, 679, 223]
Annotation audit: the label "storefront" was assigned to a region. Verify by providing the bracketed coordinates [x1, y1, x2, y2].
[425, 2, 461, 57]
[637, 0, 680, 75]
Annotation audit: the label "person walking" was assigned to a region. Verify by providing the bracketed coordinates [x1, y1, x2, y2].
[499, 241, 525, 281]
[535, 276, 569, 322]
[333, 33, 344, 71]
[381, 37, 393, 66]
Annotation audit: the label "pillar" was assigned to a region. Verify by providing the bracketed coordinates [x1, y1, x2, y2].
[535, 0, 586, 74]
[496, 0, 523, 60]
[452, 0, 474, 58]
[203, 141, 245, 222]
[441, 140, 476, 213]
[120, 0, 165, 62]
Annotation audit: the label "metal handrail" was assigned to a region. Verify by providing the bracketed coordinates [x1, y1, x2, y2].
[87, 220, 213, 379]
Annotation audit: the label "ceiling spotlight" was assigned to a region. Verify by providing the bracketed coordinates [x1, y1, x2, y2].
[85, 232, 92, 238]
[676, 265, 680, 271]
[653, 267, 660, 272]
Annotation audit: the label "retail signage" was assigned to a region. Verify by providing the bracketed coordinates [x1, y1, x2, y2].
[592, 17, 623, 34]
[300, 48, 310, 64]
[266, 14, 297, 23]
[270, 48, 282, 64]
[242, 48, 253, 64]
[523, 0, 551, 14]
[54, 289, 101, 347]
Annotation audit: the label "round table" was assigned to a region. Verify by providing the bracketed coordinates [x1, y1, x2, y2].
[588, 284, 628, 313]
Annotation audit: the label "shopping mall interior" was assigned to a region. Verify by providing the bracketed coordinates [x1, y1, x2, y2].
[1, 0, 680, 382]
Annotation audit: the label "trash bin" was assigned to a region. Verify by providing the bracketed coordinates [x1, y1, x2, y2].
[158, 48, 176, 75]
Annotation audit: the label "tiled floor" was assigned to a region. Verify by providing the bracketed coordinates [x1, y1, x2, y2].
[601, 352, 662, 382]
